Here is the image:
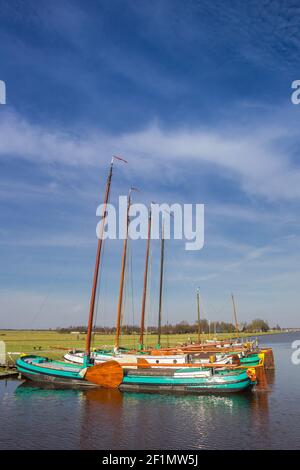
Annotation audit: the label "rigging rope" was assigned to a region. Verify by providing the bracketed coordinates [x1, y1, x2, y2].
[129, 237, 136, 349]
[91, 183, 113, 349]
[146, 237, 156, 348]
[91, 234, 107, 349]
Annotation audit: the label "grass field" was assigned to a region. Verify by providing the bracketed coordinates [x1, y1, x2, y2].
[0, 329, 282, 363]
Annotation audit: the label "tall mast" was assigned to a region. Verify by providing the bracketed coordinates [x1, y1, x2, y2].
[231, 293, 239, 339]
[157, 219, 165, 348]
[85, 156, 126, 362]
[196, 288, 201, 344]
[114, 189, 132, 351]
[139, 206, 152, 350]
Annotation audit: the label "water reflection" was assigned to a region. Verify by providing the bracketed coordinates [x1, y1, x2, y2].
[7, 358, 279, 450]
[4, 336, 300, 449]
[265, 369, 275, 387]
[15, 381, 81, 398]
[13, 377, 274, 449]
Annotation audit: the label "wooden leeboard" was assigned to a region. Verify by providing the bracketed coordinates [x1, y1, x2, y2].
[85, 360, 123, 388]
[137, 358, 150, 368]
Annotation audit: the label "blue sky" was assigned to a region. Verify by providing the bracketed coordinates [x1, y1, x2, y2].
[1, 0, 300, 329]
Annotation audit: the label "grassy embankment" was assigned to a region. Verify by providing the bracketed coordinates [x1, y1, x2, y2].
[0, 329, 282, 362]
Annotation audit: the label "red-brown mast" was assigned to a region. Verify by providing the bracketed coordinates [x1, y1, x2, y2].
[114, 189, 133, 351]
[196, 288, 201, 344]
[139, 205, 152, 349]
[157, 219, 165, 348]
[85, 156, 126, 361]
[231, 293, 239, 340]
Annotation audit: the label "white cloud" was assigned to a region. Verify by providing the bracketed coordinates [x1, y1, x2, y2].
[1, 109, 300, 202]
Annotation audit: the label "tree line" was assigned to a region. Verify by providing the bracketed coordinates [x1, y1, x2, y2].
[57, 318, 276, 335]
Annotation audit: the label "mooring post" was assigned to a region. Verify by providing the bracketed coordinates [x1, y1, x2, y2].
[0, 341, 6, 367]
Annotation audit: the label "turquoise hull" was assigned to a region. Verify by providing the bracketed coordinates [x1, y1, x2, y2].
[17, 355, 254, 394]
[240, 354, 261, 366]
[16, 355, 92, 387]
[121, 368, 254, 393]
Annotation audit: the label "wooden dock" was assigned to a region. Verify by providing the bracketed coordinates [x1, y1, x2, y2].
[0, 369, 19, 379]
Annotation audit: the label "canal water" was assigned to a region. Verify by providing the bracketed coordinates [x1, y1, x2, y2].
[0, 332, 300, 449]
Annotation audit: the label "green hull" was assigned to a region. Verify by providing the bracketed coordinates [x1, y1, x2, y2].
[240, 354, 261, 366]
[121, 368, 253, 393]
[17, 355, 254, 394]
[16, 355, 91, 386]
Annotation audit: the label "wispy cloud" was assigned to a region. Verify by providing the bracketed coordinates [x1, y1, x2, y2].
[1, 1, 300, 328]
[1, 109, 300, 202]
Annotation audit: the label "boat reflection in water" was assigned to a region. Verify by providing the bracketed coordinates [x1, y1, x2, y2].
[247, 369, 275, 432]
[15, 375, 275, 450]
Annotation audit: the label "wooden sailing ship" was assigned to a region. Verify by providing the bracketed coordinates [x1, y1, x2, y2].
[17, 159, 259, 393]
[65, 191, 269, 374]
[16, 157, 126, 389]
